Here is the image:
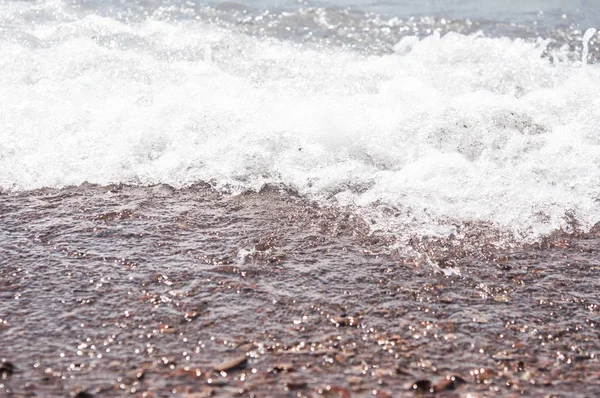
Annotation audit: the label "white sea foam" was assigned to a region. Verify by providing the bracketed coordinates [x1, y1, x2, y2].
[583, 28, 597, 66]
[1, 1, 599, 241]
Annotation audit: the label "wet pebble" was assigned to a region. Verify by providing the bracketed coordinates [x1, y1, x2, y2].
[346, 376, 362, 385]
[395, 366, 413, 376]
[471, 367, 495, 383]
[158, 323, 177, 334]
[318, 385, 351, 397]
[237, 342, 255, 352]
[330, 315, 358, 327]
[184, 389, 214, 398]
[407, 379, 433, 393]
[270, 363, 295, 373]
[432, 374, 468, 391]
[169, 367, 203, 379]
[126, 368, 146, 381]
[493, 294, 511, 303]
[372, 390, 391, 398]
[0, 362, 15, 377]
[213, 355, 247, 372]
[284, 379, 308, 390]
[373, 368, 396, 378]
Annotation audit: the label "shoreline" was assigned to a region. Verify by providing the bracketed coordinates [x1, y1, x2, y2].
[1, 185, 599, 397]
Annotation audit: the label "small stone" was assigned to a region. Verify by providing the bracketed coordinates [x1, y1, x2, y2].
[319, 385, 351, 397]
[127, 368, 146, 381]
[347, 376, 362, 385]
[439, 321, 457, 332]
[372, 390, 391, 398]
[237, 342, 255, 352]
[471, 368, 494, 383]
[395, 366, 413, 376]
[158, 323, 177, 334]
[373, 368, 395, 378]
[284, 379, 307, 390]
[433, 375, 468, 391]
[158, 357, 177, 367]
[213, 356, 247, 372]
[185, 391, 214, 398]
[493, 294, 510, 303]
[574, 355, 592, 362]
[0, 362, 15, 376]
[407, 379, 432, 392]
[169, 367, 203, 379]
[183, 311, 201, 322]
[271, 363, 294, 373]
[330, 315, 357, 327]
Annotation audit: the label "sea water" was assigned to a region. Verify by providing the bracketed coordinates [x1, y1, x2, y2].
[1, 0, 599, 244]
[2, 1, 600, 396]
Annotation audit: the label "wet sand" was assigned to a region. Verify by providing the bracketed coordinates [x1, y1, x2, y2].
[1, 184, 599, 397]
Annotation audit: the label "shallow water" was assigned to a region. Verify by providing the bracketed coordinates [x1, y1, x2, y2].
[1, 0, 600, 242]
[1, 0, 600, 396]
[1, 184, 599, 397]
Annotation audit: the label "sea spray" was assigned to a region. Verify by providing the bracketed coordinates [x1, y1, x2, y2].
[582, 28, 597, 66]
[204, 43, 213, 64]
[1, 0, 599, 243]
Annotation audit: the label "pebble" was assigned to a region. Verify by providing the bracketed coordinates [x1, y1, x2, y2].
[213, 356, 248, 372]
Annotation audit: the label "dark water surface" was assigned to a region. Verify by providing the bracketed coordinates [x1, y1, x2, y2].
[1, 185, 599, 397]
